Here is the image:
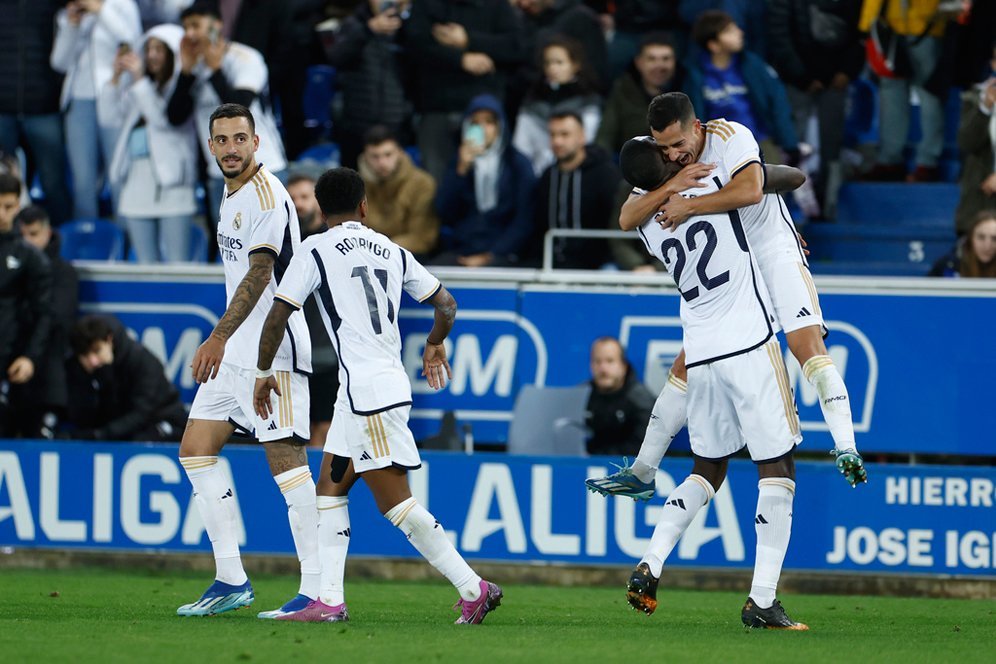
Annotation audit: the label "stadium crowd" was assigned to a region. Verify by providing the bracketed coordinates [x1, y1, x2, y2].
[1, 0, 995, 442]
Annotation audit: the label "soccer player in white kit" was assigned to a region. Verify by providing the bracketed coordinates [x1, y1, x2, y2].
[252, 167, 502, 625]
[588, 92, 866, 500]
[625, 159, 808, 629]
[176, 104, 320, 619]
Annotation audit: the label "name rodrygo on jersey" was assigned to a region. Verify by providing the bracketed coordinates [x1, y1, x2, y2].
[638, 178, 778, 368]
[274, 221, 441, 415]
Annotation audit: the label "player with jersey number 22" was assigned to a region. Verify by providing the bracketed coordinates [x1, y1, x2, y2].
[252, 167, 502, 625]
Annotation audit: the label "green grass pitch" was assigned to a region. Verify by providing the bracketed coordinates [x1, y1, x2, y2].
[0, 567, 992, 663]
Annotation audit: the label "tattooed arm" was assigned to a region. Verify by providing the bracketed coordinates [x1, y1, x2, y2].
[191, 251, 274, 383]
[253, 300, 294, 419]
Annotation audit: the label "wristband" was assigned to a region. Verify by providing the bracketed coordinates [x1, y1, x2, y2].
[256, 367, 274, 379]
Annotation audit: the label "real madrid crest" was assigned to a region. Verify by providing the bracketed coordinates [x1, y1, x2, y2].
[233, 212, 242, 230]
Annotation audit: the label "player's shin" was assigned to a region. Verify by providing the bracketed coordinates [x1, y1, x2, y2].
[750, 478, 795, 609]
[317, 496, 350, 606]
[385, 497, 482, 601]
[274, 466, 321, 599]
[633, 371, 688, 483]
[641, 474, 714, 577]
[802, 355, 856, 452]
[180, 456, 247, 585]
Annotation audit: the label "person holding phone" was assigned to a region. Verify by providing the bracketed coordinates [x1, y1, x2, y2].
[50, 0, 142, 220]
[433, 94, 536, 267]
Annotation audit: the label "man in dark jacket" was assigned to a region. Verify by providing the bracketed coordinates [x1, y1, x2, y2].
[325, 0, 413, 169]
[434, 94, 536, 267]
[532, 111, 620, 269]
[17, 205, 78, 435]
[767, 0, 863, 218]
[405, 0, 527, 182]
[0, 0, 71, 224]
[65, 315, 187, 441]
[0, 174, 53, 437]
[585, 336, 655, 457]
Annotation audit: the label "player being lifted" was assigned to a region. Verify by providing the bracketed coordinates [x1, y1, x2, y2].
[627, 154, 808, 629]
[177, 104, 320, 619]
[587, 93, 866, 500]
[252, 168, 502, 624]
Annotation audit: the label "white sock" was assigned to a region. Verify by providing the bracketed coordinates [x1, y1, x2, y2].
[385, 497, 482, 601]
[317, 496, 350, 606]
[633, 371, 688, 484]
[180, 456, 247, 586]
[750, 478, 795, 609]
[274, 466, 321, 599]
[641, 475, 713, 577]
[802, 356, 856, 453]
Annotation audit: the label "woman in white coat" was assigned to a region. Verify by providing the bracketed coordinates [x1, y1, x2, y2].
[102, 23, 199, 263]
[51, 0, 142, 220]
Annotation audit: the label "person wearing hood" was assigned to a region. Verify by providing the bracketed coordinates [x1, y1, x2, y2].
[359, 125, 440, 258]
[50, 0, 143, 220]
[531, 111, 620, 269]
[513, 35, 603, 176]
[102, 23, 199, 263]
[17, 205, 79, 437]
[65, 314, 187, 441]
[434, 94, 536, 267]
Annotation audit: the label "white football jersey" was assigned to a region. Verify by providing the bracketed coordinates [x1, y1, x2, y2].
[217, 165, 311, 373]
[191, 42, 287, 174]
[638, 177, 778, 367]
[275, 221, 441, 415]
[698, 119, 805, 266]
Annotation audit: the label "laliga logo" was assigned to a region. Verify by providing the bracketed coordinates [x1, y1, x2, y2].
[621, 316, 878, 433]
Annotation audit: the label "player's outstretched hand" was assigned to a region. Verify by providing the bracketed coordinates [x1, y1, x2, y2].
[253, 375, 281, 419]
[191, 334, 225, 384]
[658, 193, 695, 230]
[422, 341, 452, 390]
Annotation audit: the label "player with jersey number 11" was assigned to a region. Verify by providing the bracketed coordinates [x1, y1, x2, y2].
[252, 167, 502, 625]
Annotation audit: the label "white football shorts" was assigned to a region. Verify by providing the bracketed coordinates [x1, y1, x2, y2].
[189, 362, 310, 443]
[761, 260, 825, 335]
[325, 405, 421, 473]
[686, 338, 802, 463]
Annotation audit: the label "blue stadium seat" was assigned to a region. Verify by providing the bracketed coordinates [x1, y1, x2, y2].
[302, 65, 336, 134]
[808, 260, 932, 277]
[60, 218, 126, 261]
[189, 222, 208, 263]
[296, 142, 340, 169]
[803, 223, 952, 266]
[835, 182, 959, 227]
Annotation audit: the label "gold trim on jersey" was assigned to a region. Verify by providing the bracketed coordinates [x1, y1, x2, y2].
[277, 468, 310, 493]
[730, 156, 758, 176]
[274, 371, 292, 429]
[252, 171, 276, 211]
[688, 474, 714, 500]
[367, 413, 391, 459]
[274, 294, 302, 309]
[179, 456, 218, 470]
[759, 477, 797, 495]
[705, 120, 734, 141]
[249, 242, 280, 254]
[765, 341, 800, 437]
[388, 499, 417, 526]
[417, 281, 441, 303]
[667, 369, 688, 393]
[802, 355, 835, 382]
[798, 263, 821, 316]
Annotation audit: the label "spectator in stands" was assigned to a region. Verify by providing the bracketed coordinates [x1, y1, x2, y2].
[405, 0, 526, 183]
[0, 0, 72, 225]
[167, 2, 287, 232]
[767, 0, 863, 220]
[585, 336, 655, 457]
[929, 210, 996, 278]
[288, 172, 325, 238]
[17, 205, 79, 438]
[286, 171, 339, 447]
[513, 35, 603, 176]
[512, 0, 609, 93]
[135, 0, 194, 31]
[596, 32, 681, 156]
[102, 23, 199, 263]
[684, 10, 799, 165]
[678, 0, 768, 57]
[955, 43, 996, 236]
[600, 0, 679, 78]
[65, 314, 187, 441]
[531, 111, 620, 269]
[359, 126, 440, 257]
[434, 94, 536, 267]
[324, 0, 413, 169]
[51, 0, 143, 220]
[858, 0, 953, 182]
[0, 174, 53, 438]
